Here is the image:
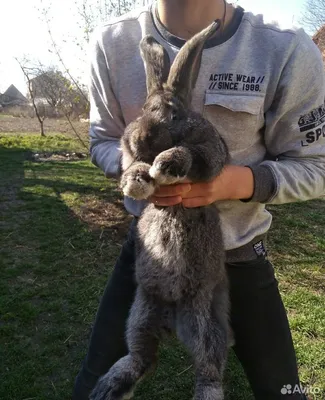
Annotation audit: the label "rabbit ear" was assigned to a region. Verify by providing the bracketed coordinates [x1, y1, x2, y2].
[140, 36, 171, 96]
[167, 21, 219, 106]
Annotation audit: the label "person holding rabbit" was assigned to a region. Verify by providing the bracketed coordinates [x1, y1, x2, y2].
[73, 0, 325, 399]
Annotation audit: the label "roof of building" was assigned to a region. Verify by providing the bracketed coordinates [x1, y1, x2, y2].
[0, 84, 28, 106]
[3, 84, 27, 101]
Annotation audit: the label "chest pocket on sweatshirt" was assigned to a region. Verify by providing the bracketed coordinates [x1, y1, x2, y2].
[203, 91, 264, 153]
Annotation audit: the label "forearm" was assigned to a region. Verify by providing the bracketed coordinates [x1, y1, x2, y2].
[254, 157, 325, 204]
[90, 136, 122, 179]
[89, 31, 125, 180]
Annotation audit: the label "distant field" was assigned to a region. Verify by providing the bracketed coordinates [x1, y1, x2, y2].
[0, 133, 324, 400]
[0, 113, 89, 140]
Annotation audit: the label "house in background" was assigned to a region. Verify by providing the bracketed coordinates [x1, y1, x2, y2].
[313, 25, 325, 63]
[30, 74, 50, 105]
[0, 84, 28, 108]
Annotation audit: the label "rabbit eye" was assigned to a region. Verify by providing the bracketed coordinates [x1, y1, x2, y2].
[171, 111, 178, 121]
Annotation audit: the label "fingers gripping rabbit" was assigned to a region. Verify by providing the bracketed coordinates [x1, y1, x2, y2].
[91, 20, 231, 400]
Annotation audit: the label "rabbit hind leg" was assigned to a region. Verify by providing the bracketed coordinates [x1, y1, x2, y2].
[90, 287, 163, 400]
[176, 288, 230, 400]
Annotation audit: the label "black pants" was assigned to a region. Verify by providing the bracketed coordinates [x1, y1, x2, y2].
[73, 219, 306, 400]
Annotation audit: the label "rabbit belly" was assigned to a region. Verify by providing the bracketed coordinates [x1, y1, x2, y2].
[136, 205, 224, 302]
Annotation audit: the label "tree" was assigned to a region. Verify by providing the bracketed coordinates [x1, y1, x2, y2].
[30, 68, 69, 109]
[38, 1, 150, 98]
[37, 0, 147, 113]
[16, 58, 46, 137]
[29, 66, 88, 115]
[300, 0, 325, 33]
[32, 0, 150, 141]
[29, 64, 89, 148]
[39, 1, 90, 109]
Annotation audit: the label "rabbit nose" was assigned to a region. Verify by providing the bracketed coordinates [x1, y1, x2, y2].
[136, 171, 151, 183]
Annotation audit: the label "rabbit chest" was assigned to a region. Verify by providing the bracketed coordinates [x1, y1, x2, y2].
[135, 204, 225, 303]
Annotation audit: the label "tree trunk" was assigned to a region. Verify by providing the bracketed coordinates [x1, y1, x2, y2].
[40, 120, 45, 137]
[16, 59, 46, 137]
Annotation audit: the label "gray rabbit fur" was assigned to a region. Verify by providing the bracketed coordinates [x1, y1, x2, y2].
[91, 21, 231, 400]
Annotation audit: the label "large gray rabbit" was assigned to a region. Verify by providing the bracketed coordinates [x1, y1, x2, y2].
[91, 21, 231, 400]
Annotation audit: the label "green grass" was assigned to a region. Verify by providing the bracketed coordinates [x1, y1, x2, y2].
[0, 114, 13, 119]
[0, 133, 87, 152]
[1, 134, 324, 400]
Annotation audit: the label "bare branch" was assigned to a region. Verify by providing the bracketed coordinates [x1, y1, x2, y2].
[39, 0, 90, 106]
[300, 0, 325, 34]
[64, 112, 89, 151]
[16, 58, 46, 137]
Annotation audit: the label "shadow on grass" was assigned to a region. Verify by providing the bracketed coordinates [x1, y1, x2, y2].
[0, 144, 253, 400]
[0, 145, 129, 400]
[2, 143, 325, 399]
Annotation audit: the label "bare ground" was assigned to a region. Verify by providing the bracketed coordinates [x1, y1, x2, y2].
[0, 114, 89, 138]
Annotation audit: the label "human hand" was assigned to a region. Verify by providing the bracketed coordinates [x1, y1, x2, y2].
[149, 165, 254, 207]
[149, 183, 191, 206]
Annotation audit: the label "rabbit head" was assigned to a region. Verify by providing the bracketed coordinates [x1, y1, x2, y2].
[141, 20, 219, 107]
[121, 21, 220, 171]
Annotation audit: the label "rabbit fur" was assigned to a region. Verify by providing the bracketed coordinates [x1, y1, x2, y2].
[91, 21, 231, 400]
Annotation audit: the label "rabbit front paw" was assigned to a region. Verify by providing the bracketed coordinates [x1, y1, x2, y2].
[149, 148, 192, 185]
[120, 164, 156, 200]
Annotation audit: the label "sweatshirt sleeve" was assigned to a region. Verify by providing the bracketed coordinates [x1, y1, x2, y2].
[248, 31, 325, 204]
[88, 28, 125, 179]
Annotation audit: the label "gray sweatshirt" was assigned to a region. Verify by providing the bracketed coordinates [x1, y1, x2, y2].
[89, 3, 325, 260]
